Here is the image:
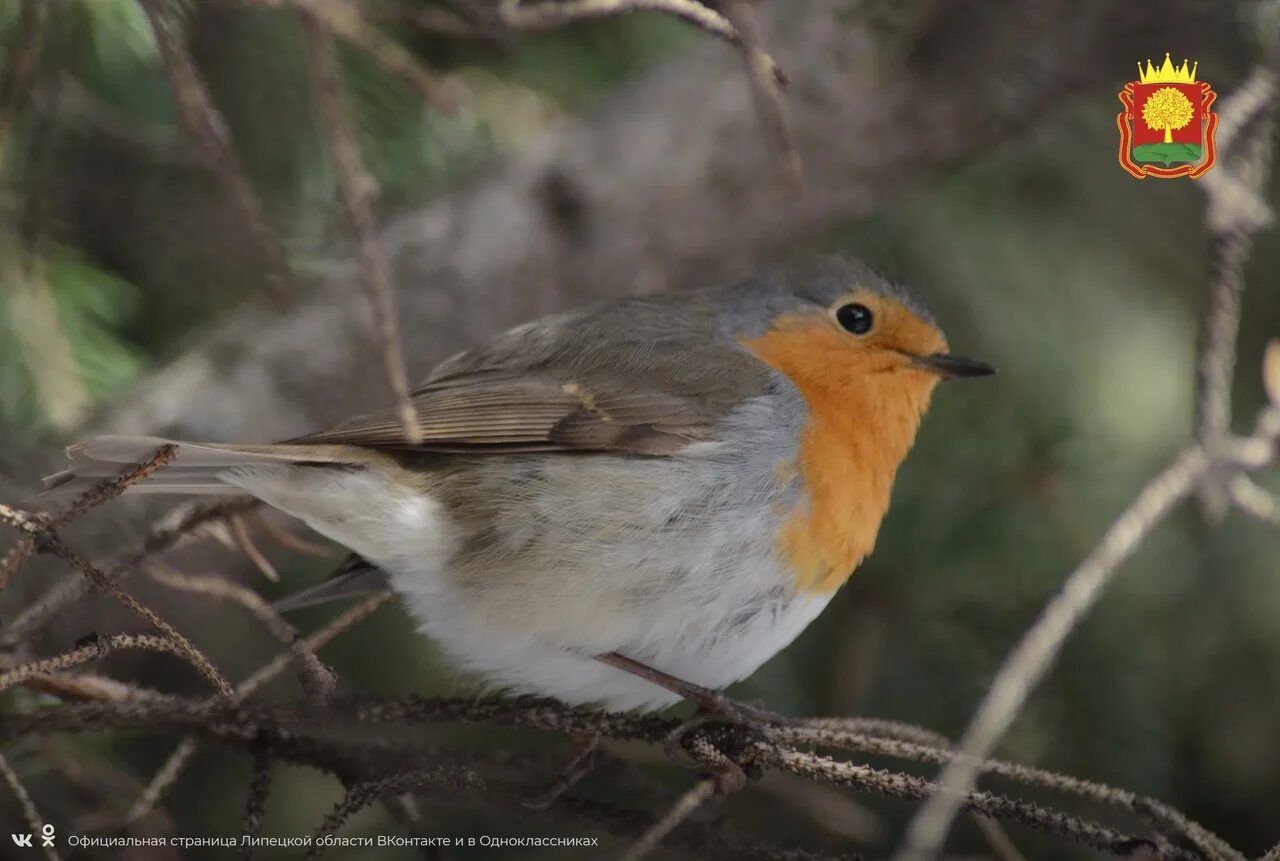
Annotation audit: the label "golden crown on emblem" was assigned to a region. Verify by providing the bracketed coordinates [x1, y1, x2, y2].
[1138, 53, 1198, 84]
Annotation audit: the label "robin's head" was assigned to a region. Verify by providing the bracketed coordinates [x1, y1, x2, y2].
[726, 257, 995, 385]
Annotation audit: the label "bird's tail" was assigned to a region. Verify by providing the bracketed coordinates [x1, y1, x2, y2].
[39, 435, 368, 500]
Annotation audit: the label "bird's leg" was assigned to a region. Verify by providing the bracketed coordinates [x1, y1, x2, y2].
[595, 651, 786, 792]
[594, 651, 789, 727]
[523, 731, 600, 811]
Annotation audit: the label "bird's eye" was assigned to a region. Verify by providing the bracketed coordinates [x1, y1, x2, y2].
[835, 303, 874, 335]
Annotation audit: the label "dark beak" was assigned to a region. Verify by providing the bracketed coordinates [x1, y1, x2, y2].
[910, 352, 997, 379]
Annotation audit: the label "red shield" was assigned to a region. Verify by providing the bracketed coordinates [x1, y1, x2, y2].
[1117, 81, 1217, 179]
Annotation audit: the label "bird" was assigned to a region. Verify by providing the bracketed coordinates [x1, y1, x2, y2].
[42, 257, 993, 713]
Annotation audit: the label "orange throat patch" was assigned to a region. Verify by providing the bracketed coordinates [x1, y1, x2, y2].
[745, 325, 939, 594]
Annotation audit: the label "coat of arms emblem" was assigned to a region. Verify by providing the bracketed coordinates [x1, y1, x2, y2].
[1117, 53, 1217, 179]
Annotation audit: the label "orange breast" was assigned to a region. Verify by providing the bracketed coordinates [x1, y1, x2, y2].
[744, 323, 939, 594]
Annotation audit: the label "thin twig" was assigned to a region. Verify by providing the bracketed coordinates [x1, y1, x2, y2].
[240, 750, 272, 860]
[2, 498, 260, 649]
[125, 736, 199, 825]
[244, 0, 455, 110]
[301, 16, 422, 445]
[125, 591, 392, 823]
[779, 724, 1235, 861]
[0, 633, 190, 693]
[722, 0, 804, 194]
[892, 447, 1210, 861]
[1193, 35, 1280, 518]
[897, 34, 1280, 857]
[0, 753, 58, 861]
[137, 0, 294, 302]
[144, 560, 336, 699]
[230, 514, 280, 581]
[0, 445, 177, 590]
[499, 0, 748, 59]
[0, 503, 235, 699]
[617, 777, 717, 861]
[17, 672, 175, 704]
[1228, 474, 1280, 525]
[306, 766, 484, 859]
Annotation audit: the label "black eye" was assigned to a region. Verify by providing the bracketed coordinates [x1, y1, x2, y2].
[835, 303, 874, 335]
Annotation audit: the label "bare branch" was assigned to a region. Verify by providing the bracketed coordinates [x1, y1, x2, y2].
[301, 16, 422, 445]
[0, 503, 235, 699]
[144, 561, 337, 699]
[126, 591, 392, 823]
[1193, 36, 1280, 517]
[137, 0, 294, 302]
[0, 633, 192, 693]
[2, 499, 260, 650]
[239, 751, 271, 860]
[125, 737, 200, 826]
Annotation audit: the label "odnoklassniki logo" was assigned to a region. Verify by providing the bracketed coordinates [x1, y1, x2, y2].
[1117, 53, 1217, 179]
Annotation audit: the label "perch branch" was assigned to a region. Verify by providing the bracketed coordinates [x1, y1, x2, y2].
[0, 694, 1226, 861]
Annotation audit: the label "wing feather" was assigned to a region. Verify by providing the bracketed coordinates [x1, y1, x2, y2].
[289, 295, 774, 455]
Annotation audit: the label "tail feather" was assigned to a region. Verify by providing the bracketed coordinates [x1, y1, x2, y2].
[38, 434, 368, 501]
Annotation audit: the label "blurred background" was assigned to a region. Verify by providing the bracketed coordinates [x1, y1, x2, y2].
[2, 1, 1279, 858]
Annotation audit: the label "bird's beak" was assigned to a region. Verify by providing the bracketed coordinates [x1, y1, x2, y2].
[909, 352, 997, 380]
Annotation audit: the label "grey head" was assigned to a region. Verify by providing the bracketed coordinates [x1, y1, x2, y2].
[707, 255, 937, 341]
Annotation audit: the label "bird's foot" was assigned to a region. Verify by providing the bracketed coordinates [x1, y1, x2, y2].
[595, 652, 783, 793]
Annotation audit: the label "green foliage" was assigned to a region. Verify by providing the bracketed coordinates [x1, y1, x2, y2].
[0, 247, 146, 444]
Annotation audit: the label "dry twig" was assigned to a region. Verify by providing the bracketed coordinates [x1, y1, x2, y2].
[137, 0, 294, 302]
[722, 0, 804, 194]
[245, 0, 455, 110]
[0, 633, 191, 693]
[2, 498, 260, 649]
[125, 591, 392, 823]
[0, 503, 235, 699]
[301, 16, 422, 445]
[0, 445, 177, 590]
[618, 776, 718, 861]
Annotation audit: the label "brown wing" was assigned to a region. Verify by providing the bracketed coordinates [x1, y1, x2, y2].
[294, 371, 734, 454]
[291, 295, 775, 455]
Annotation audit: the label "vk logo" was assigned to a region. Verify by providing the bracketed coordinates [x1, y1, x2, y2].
[10, 825, 53, 848]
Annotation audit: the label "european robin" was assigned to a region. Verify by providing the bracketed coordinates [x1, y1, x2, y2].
[45, 257, 993, 712]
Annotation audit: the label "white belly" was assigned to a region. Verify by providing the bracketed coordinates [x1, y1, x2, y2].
[224, 417, 829, 712]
